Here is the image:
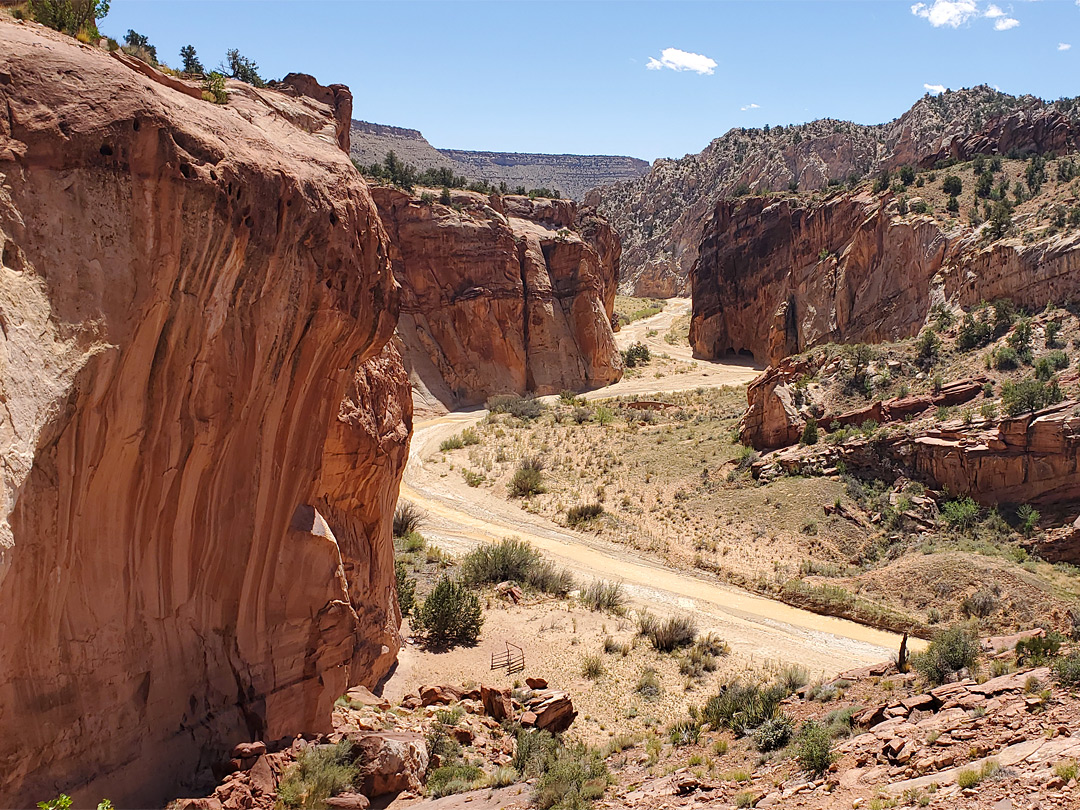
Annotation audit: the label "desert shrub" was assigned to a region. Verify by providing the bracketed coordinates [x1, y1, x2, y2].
[393, 502, 425, 538]
[567, 503, 604, 525]
[581, 653, 605, 680]
[460, 537, 540, 584]
[533, 744, 609, 810]
[180, 44, 204, 75]
[1001, 376, 1063, 416]
[946, 195, 960, 213]
[940, 497, 979, 530]
[440, 434, 465, 451]
[580, 579, 626, 614]
[1035, 350, 1069, 381]
[942, 175, 962, 196]
[910, 199, 929, 214]
[427, 763, 484, 798]
[668, 718, 702, 747]
[487, 394, 546, 420]
[526, 559, 577, 596]
[1046, 320, 1063, 348]
[800, 419, 819, 445]
[596, 406, 614, 426]
[621, 342, 651, 368]
[572, 406, 594, 424]
[395, 560, 416, 617]
[957, 312, 993, 350]
[752, 712, 794, 752]
[486, 766, 520, 788]
[823, 706, 860, 738]
[701, 682, 785, 736]
[915, 329, 941, 367]
[779, 664, 809, 695]
[695, 632, 730, 657]
[956, 760, 999, 789]
[202, 71, 227, 104]
[415, 576, 483, 647]
[28, 0, 110, 35]
[992, 345, 1019, 370]
[635, 668, 662, 698]
[1017, 503, 1040, 537]
[509, 457, 546, 497]
[513, 729, 558, 778]
[960, 587, 997, 618]
[642, 615, 698, 652]
[401, 531, 425, 553]
[1015, 632, 1062, 666]
[276, 740, 357, 809]
[1052, 652, 1080, 687]
[679, 646, 718, 677]
[796, 721, 834, 776]
[912, 626, 980, 685]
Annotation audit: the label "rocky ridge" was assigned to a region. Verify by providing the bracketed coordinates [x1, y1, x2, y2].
[0, 19, 408, 806]
[373, 187, 623, 412]
[350, 120, 649, 201]
[594, 87, 1080, 296]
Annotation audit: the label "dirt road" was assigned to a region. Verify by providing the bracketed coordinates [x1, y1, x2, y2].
[398, 301, 915, 676]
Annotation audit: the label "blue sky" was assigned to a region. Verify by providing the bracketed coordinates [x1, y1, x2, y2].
[104, 1, 1080, 162]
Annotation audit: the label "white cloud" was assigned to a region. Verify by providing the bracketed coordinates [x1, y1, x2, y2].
[740, 103, 760, 111]
[924, 83, 947, 94]
[645, 47, 717, 75]
[911, 0, 978, 27]
[994, 16, 1020, 29]
[984, 4, 1004, 18]
[1060, 42, 1073, 50]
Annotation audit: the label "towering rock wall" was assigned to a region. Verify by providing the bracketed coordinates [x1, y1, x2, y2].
[689, 191, 1080, 366]
[372, 187, 622, 412]
[0, 20, 409, 807]
[595, 87, 1080, 296]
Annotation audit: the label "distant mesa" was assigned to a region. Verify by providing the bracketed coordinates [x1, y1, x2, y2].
[349, 119, 649, 201]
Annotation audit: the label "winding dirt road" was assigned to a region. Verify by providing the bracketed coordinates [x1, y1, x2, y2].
[399, 301, 914, 675]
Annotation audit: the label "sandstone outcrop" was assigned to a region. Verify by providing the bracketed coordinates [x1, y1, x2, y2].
[690, 188, 1080, 366]
[595, 86, 1080, 296]
[373, 187, 622, 411]
[0, 20, 408, 807]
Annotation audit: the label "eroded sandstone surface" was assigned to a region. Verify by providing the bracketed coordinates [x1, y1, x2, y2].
[0, 20, 408, 806]
[373, 187, 622, 411]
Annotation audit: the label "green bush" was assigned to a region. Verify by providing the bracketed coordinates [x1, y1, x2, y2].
[752, 712, 794, 752]
[668, 717, 702, 747]
[201, 72, 227, 104]
[567, 503, 604, 525]
[276, 740, 358, 809]
[509, 457, 546, 497]
[525, 559, 577, 596]
[1052, 652, 1080, 687]
[942, 175, 963, 196]
[582, 653, 605, 680]
[395, 560, 416, 617]
[1001, 376, 1063, 416]
[912, 626, 980, 685]
[701, 682, 785, 737]
[916, 329, 942, 367]
[941, 497, 980, 530]
[992, 345, 1019, 370]
[1035, 350, 1069, 381]
[427, 763, 484, 798]
[28, 0, 109, 36]
[957, 312, 993, 350]
[580, 579, 626, 614]
[641, 614, 698, 652]
[800, 420, 819, 446]
[460, 537, 540, 583]
[1007, 317, 1033, 357]
[795, 721, 834, 776]
[225, 48, 265, 87]
[440, 434, 465, 451]
[533, 744, 609, 810]
[180, 44, 204, 75]
[1046, 321, 1063, 347]
[393, 501, 425, 537]
[1017, 503, 1040, 537]
[415, 576, 483, 647]
[1015, 632, 1062, 665]
[621, 342, 651, 368]
[486, 394, 546, 420]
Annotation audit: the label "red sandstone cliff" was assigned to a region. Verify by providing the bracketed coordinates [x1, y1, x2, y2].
[372, 187, 622, 412]
[690, 192, 1080, 366]
[0, 20, 408, 807]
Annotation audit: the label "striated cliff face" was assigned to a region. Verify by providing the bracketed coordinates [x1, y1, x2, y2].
[690, 191, 1080, 366]
[0, 20, 409, 807]
[595, 87, 1080, 296]
[372, 187, 622, 412]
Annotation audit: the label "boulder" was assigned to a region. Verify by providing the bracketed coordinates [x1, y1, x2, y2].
[349, 732, 429, 797]
[420, 685, 464, 706]
[345, 685, 391, 710]
[481, 685, 513, 721]
[521, 690, 576, 733]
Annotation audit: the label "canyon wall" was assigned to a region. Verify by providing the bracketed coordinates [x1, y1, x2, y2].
[0, 20, 408, 807]
[373, 187, 622, 412]
[594, 87, 1080, 295]
[690, 192, 1080, 366]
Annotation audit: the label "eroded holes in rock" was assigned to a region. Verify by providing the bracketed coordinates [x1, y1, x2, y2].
[329, 211, 339, 227]
[0, 73, 11, 85]
[132, 118, 140, 131]
[209, 170, 217, 181]
[2, 241, 15, 270]
[179, 163, 194, 179]
[244, 216, 254, 229]
[99, 143, 113, 156]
